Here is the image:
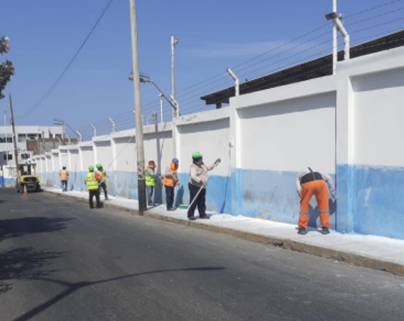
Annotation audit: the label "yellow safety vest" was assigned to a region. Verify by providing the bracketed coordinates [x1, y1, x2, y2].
[86, 173, 99, 190]
[97, 170, 107, 183]
[146, 169, 156, 187]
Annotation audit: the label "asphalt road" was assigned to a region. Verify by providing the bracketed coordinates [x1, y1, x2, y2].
[0, 189, 403, 321]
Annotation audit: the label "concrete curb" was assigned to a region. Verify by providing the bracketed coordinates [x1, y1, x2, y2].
[46, 190, 404, 277]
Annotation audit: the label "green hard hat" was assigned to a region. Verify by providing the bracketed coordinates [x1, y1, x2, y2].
[96, 163, 102, 169]
[88, 165, 94, 171]
[192, 152, 202, 159]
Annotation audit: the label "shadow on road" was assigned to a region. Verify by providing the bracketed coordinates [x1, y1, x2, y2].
[0, 247, 64, 295]
[0, 217, 76, 242]
[13, 266, 225, 321]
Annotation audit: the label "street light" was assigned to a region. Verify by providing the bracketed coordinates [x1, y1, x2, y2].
[129, 73, 179, 158]
[128, 73, 179, 112]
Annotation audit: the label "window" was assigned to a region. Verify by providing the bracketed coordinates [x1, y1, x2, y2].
[27, 134, 37, 140]
[3, 154, 12, 160]
[21, 154, 30, 160]
[0, 134, 12, 143]
[18, 134, 27, 143]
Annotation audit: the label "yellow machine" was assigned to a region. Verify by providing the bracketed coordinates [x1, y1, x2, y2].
[17, 163, 41, 193]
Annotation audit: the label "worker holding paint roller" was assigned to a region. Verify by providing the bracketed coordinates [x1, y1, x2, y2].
[188, 152, 221, 220]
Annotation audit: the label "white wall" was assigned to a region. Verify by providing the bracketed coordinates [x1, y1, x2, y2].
[81, 146, 94, 170]
[113, 136, 137, 172]
[94, 140, 113, 170]
[69, 149, 80, 172]
[176, 110, 232, 176]
[238, 92, 336, 173]
[144, 130, 173, 175]
[52, 152, 59, 172]
[352, 67, 404, 167]
[60, 150, 68, 169]
[45, 155, 52, 172]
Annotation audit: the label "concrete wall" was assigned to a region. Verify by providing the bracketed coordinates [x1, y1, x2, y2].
[235, 90, 336, 226]
[34, 45, 404, 240]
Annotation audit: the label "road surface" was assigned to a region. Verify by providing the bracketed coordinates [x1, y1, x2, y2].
[0, 189, 403, 321]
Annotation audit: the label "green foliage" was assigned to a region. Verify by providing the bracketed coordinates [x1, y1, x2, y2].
[0, 36, 15, 99]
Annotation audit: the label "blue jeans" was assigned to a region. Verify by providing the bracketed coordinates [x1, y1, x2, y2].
[61, 180, 68, 192]
[165, 186, 174, 209]
[147, 185, 154, 204]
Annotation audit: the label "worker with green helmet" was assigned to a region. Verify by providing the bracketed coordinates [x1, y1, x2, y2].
[84, 165, 102, 209]
[96, 163, 109, 200]
[188, 152, 220, 220]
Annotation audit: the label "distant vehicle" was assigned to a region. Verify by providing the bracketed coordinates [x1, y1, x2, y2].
[17, 163, 41, 193]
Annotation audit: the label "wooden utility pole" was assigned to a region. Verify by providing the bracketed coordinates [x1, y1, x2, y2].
[9, 94, 19, 188]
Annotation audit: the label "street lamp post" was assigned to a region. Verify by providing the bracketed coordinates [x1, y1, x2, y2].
[129, 0, 147, 215]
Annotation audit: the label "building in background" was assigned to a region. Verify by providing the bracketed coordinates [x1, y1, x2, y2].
[0, 125, 74, 166]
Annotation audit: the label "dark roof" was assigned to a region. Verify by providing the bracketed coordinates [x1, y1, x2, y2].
[201, 29, 404, 106]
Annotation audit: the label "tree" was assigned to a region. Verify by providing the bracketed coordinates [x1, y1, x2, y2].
[0, 36, 15, 99]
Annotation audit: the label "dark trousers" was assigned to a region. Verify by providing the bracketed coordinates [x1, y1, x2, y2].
[89, 189, 101, 208]
[99, 182, 108, 199]
[188, 183, 206, 218]
[165, 186, 174, 209]
[61, 180, 68, 192]
[147, 186, 154, 204]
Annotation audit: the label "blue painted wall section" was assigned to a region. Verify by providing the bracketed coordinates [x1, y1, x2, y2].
[232, 169, 336, 229]
[351, 165, 404, 240]
[177, 173, 232, 214]
[39, 164, 404, 240]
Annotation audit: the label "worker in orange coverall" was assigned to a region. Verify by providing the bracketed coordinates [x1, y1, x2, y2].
[296, 167, 336, 235]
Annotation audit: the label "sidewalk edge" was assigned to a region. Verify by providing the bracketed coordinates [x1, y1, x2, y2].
[45, 190, 404, 276]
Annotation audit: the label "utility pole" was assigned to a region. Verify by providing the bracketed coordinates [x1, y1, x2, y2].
[9, 94, 19, 188]
[333, 0, 337, 75]
[129, 0, 146, 215]
[3, 110, 7, 165]
[171, 36, 179, 158]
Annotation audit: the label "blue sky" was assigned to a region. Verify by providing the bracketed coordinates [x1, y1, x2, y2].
[1, 0, 403, 137]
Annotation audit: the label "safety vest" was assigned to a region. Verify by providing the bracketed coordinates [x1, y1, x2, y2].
[146, 169, 156, 187]
[97, 170, 107, 183]
[86, 173, 99, 190]
[163, 162, 178, 187]
[60, 170, 68, 180]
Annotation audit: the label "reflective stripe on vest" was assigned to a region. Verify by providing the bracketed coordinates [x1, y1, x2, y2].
[146, 171, 156, 186]
[86, 173, 99, 190]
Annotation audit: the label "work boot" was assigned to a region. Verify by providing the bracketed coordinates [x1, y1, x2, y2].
[148, 201, 153, 206]
[167, 207, 176, 211]
[188, 216, 197, 221]
[199, 214, 210, 219]
[321, 227, 330, 235]
[298, 227, 307, 235]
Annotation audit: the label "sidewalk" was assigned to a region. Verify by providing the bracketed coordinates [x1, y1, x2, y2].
[43, 187, 404, 276]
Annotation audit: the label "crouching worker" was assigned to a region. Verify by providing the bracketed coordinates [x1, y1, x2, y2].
[188, 152, 220, 220]
[296, 167, 336, 235]
[85, 165, 102, 209]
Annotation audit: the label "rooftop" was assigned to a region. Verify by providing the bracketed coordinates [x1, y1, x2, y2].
[200, 29, 404, 106]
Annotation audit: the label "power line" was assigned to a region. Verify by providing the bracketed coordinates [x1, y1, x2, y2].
[18, 0, 115, 120]
[345, 0, 404, 19]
